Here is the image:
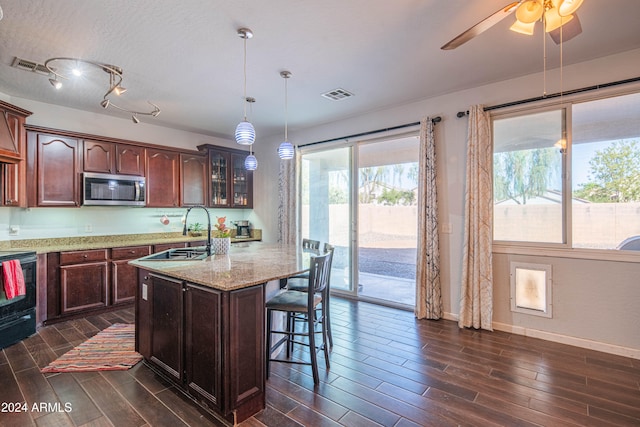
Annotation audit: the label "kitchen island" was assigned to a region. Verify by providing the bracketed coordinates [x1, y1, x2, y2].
[130, 243, 310, 425]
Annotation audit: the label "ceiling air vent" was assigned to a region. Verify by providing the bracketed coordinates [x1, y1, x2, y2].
[321, 88, 354, 101]
[11, 57, 50, 75]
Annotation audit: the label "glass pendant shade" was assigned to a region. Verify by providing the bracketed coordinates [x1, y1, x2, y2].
[244, 154, 258, 170]
[235, 121, 256, 145]
[544, 8, 573, 32]
[510, 19, 536, 35]
[278, 141, 294, 160]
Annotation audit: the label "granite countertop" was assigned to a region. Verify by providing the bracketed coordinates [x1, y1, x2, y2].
[130, 242, 311, 292]
[0, 230, 262, 254]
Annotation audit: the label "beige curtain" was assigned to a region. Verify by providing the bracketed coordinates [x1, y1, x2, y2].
[278, 154, 297, 244]
[415, 117, 442, 320]
[459, 105, 493, 330]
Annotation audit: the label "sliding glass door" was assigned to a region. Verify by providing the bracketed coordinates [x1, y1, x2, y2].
[300, 134, 418, 307]
[300, 146, 354, 292]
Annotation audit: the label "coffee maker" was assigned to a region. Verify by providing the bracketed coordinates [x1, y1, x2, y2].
[235, 220, 251, 238]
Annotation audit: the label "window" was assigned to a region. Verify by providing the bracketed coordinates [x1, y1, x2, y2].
[493, 91, 640, 250]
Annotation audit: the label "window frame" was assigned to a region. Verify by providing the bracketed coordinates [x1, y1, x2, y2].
[490, 86, 640, 263]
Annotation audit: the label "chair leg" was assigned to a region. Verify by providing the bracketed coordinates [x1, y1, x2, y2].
[307, 309, 319, 385]
[266, 309, 272, 379]
[321, 303, 330, 370]
[325, 298, 333, 349]
[286, 312, 293, 358]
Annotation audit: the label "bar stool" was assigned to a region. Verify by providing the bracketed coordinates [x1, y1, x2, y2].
[266, 251, 331, 385]
[286, 243, 334, 348]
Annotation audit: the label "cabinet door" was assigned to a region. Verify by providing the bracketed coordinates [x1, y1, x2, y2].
[116, 144, 145, 176]
[146, 148, 180, 207]
[209, 150, 230, 207]
[150, 274, 183, 381]
[84, 140, 114, 173]
[60, 262, 109, 315]
[228, 285, 264, 411]
[111, 245, 150, 305]
[180, 153, 208, 206]
[2, 111, 27, 207]
[136, 268, 152, 358]
[29, 133, 80, 207]
[231, 153, 253, 208]
[185, 284, 222, 409]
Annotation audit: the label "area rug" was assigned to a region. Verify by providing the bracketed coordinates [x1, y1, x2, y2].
[41, 323, 142, 373]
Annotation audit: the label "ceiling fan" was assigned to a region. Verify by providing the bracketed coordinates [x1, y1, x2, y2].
[441, 0, 584, 50]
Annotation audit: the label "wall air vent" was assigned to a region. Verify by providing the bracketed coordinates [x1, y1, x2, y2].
[321, 88, 354, 101]
[11, 57, 50, 75]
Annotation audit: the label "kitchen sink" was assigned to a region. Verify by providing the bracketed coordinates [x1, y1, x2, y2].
[138, 246, 210, 261]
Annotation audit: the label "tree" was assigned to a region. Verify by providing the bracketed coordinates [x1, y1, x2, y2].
[494, 147, 558, 204]
[574, 140, 640, 202]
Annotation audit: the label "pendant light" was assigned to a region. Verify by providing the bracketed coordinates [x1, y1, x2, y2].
[244, 96, 257, 170]
[277, 71, 295, 160]
[235, 28, 256, 146]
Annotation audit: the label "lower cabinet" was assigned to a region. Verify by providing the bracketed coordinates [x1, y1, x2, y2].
[136, 269, 264, 424]
[45, 245, 150, 323]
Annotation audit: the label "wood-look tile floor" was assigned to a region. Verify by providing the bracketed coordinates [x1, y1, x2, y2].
[2, 298, 639, 426]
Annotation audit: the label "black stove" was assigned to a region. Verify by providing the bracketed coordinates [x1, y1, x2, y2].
[0, 250, 37, 349]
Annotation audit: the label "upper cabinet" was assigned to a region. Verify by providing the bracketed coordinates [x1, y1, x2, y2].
[198, 144, 253, 209]
[180, 152, 208, 207]
[146, 148, 180, 207]
[0, 101, 32, 207]
[26, 129, 81, 207]
[84, 140, 145, 176]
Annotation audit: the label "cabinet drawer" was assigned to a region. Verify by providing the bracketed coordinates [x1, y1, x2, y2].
[60, 249, 108, 265]
[112, 245, 151, 260]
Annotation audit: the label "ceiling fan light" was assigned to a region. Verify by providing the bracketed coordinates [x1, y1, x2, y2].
[515, 0, 544, 24]
[244, 154, 258, 170]
[544, 8, 573, 32]
[235, 121, 256, 145]
[278, 141, 295, 159]
[557, 0, 583, 16]
[510, 19, 536, 35]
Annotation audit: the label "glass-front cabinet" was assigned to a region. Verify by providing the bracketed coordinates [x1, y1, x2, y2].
[198, 144, 253, 209]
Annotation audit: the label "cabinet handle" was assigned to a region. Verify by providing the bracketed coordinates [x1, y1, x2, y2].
[83, 255, 88, 258]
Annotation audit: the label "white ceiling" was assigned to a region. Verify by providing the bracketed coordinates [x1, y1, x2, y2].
[1, 0, 639, 140]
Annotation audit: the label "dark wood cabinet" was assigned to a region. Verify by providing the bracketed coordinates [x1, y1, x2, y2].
[111, 245, 151, 305]
[1, 101, 32, 207]
[180, 152, 208, 206]
[26, 131, 81, 207]
[135, 271, 264, 424]
[197, 144, 253, 208]
[59, 249, 109, 315]
[84, 139, 145, 176]
[149, 273, 184, 382]
[146, 148, 180, 207]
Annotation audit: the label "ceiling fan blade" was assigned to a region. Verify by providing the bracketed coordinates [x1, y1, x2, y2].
[548, 13, 582, 44]
[441, 1, 521, 50]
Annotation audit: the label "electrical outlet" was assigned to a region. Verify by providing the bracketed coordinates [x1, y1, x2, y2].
[9, 225, 19, 236]
[441, 223, 452, 234]
[84, 224, 93, 233]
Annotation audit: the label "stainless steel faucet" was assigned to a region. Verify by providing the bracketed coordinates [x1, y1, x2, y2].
[182, 205, 212, 256]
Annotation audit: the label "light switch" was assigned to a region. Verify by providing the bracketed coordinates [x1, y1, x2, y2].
[142, 284, 148, 301]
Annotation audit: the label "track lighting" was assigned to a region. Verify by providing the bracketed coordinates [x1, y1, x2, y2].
[49, 76, 62, 89]
[43, 57, 161, 122]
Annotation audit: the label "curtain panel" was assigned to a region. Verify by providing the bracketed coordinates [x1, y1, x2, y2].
[278, 155, 297, 244]
[415, 117, 442, 320]
[459, 105, 494, 330]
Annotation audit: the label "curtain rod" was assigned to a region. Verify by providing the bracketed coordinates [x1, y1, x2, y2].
[299, 116, 441, 148]
[456, 76, 640, 117]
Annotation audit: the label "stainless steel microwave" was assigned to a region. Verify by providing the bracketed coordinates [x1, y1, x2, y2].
[82, 172, 146, 206]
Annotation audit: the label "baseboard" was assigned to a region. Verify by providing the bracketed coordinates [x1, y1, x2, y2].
[492, 321, 640, 360]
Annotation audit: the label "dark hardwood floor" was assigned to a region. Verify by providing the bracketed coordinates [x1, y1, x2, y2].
[2, 298, 639, 426]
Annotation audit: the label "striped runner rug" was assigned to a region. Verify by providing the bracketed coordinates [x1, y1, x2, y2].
[41, 323, 142, 373]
